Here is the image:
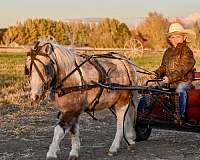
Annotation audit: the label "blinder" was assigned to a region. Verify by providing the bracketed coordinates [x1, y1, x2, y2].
[44, 64, 54, 77]
[45, 62, 57, 89]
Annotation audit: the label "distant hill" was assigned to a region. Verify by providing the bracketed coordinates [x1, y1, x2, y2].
[183, 12, 200, 26]
[64, 17, 145, 27]
[118, 17, 145, 27]
[64, 18, 103, 24]
[64, 12, 200, 28]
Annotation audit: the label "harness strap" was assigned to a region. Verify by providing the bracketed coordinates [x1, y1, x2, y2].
[74, 60, 86, 86]
[92, 52, 155, 76]
[85, 111, 98, 120]
[57, 84, 99, 97]
[87, 58, 107, 116]
[58, 55, 93, 87]
[33, 62, 46, 83]
[95, 82, 173, 95]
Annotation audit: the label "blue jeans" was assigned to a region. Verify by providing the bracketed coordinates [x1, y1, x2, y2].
[176, 82, 192, 118]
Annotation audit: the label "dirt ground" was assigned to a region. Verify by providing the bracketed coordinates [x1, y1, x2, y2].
[1, 105, 200, 160]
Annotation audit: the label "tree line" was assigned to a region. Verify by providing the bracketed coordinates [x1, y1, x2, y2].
[1, 12, 200, 49]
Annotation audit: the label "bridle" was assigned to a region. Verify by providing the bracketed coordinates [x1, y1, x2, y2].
[25, 42, 57, 97]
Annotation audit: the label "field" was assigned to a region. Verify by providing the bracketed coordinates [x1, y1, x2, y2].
[1, 51, 200, 160]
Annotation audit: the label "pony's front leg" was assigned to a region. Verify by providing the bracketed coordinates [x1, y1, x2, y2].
[108, 104, 128, 156]
[68, 122, 80, 160]
[46, 124, 66, 159]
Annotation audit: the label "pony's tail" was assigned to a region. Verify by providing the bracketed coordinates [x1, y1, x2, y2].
[128, 94, 138, 126]
[123, 59, 139, 124]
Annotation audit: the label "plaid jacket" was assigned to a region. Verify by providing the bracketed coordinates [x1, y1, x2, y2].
[154, 42, 195, 85]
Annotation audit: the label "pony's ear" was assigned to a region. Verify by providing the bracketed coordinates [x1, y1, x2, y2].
[33, 41, 40, 50]
[41, 44, 51, 54]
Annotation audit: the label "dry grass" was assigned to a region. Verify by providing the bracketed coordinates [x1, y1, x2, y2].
[0, 52, 54, 136]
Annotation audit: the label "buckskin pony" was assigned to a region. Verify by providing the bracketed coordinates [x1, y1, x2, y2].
[25, 41, 139, 160]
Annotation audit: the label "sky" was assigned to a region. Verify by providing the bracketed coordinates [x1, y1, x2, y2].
[0, 0, 200, 28]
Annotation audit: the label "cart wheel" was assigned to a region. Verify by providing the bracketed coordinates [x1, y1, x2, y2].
[135, 123, 152, 142]
[124, 38, 144, 59]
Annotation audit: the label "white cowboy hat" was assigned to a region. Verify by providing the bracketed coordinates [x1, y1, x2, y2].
[167, 22, 196, 38]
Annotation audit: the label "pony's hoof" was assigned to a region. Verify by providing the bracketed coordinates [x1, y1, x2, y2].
[68, 155, 79, 160]
[128, 144, 135, 151]
[107, 151, 117, 156]
[46, 157, 58, 160]
[46, 150, 61, 160]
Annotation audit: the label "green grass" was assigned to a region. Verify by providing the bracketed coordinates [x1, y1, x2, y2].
[133, 51, 200, 71]
[133, 52, 163, 71]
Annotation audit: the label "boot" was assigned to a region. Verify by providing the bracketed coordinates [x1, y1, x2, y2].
[174, 95, 183, 125]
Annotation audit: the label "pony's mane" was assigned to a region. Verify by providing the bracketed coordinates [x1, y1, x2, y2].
[38, 40, 77, 74]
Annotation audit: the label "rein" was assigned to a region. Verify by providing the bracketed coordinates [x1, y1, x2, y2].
[29, 49, 156, 97]
[26, 42, 158, 98]
[95, 82, 173, 95]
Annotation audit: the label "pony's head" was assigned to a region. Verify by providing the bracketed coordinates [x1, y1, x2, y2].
[25, 41, 57, 101]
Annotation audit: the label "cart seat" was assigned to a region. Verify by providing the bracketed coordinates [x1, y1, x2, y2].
[192, 69, 200, 80]
[192, 69, 200, 89]
[186, 89, 200, 121]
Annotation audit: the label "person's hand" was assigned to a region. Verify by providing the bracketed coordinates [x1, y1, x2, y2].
[149, 72, 157, 80]
[149, 74, 156, 80]
[163, 76, 169, 84]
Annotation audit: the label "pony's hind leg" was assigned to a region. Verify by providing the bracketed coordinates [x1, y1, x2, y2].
[108, 103, 129, 156]
[124, 103, 136, 151]
[46, 123, 66, 159]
